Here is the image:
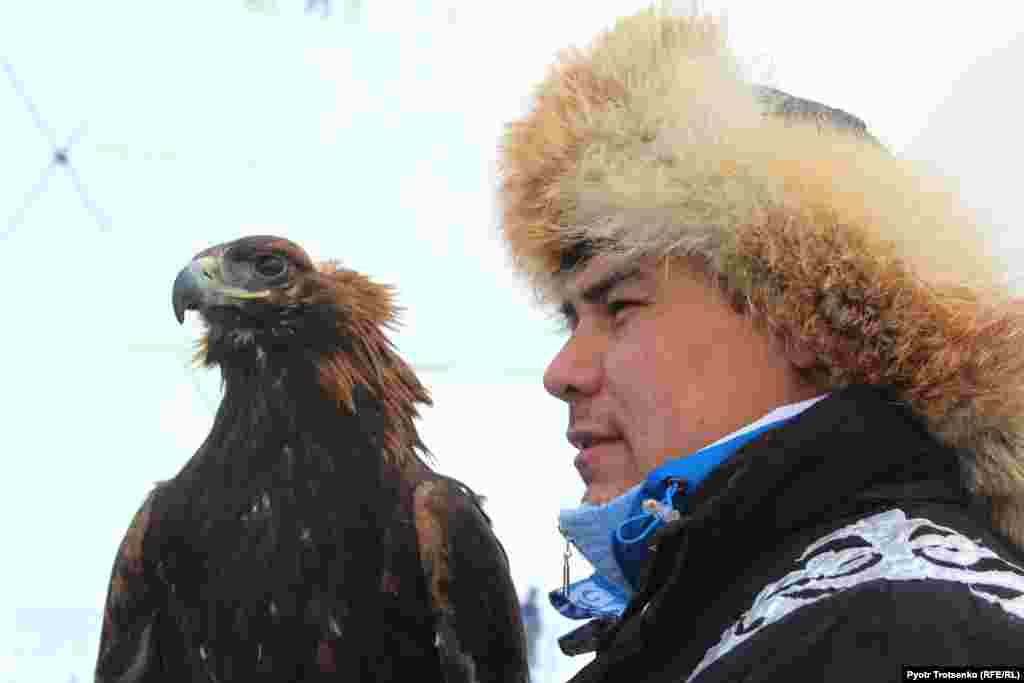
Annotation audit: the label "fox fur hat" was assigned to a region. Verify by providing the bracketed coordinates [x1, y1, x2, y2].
[497, 4, 1024, 548]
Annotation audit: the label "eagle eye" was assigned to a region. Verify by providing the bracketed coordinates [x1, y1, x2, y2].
[254, 255, 287, 279]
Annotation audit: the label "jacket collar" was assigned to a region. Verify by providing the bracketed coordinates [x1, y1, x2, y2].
[627, 385, 971, 623]
[680, 384, 968, 537]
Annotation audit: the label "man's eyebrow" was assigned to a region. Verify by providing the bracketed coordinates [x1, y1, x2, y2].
[557, 268, 643, 327]
[579, 267, 644, 304]
[557, 267, 644, 326]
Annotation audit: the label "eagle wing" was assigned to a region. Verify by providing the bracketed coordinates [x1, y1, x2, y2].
[414, 478, 531, 683]
[94, 485, 188, 683]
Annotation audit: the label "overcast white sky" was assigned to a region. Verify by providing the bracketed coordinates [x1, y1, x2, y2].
[2, 1, 1023, 681]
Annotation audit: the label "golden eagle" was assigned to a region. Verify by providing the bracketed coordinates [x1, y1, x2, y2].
[95, 235, 530, 682]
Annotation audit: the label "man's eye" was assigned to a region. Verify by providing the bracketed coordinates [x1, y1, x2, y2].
[607, 300, 640, 317]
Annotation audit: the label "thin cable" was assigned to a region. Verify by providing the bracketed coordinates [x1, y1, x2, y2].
[121, 343, 542, 377]
[2, 57, 56, 146]
[2, 58, 111, 239]
[66, 164, 111, 232]
[2, 162, 56, 241]
[122, 341, 543, 418]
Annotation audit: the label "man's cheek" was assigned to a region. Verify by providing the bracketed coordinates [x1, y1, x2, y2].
[639, 383, 686, 466]
[605, 343, 652, 393]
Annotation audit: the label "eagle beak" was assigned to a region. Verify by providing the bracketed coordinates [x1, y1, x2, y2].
[173, 256, 219, 325]
[172, 255, 271, 324]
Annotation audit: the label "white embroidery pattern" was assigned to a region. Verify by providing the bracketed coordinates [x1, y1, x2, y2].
[688, 509, 1024, 681]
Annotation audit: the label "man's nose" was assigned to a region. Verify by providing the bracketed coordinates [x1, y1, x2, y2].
[543, 331, 603, 401]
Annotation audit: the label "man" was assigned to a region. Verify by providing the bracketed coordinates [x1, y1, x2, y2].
[497, 5, 1024, 682]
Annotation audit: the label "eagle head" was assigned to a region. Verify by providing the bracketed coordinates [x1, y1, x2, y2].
[172, 235, 426, 428]
[173, 234, 395, 354]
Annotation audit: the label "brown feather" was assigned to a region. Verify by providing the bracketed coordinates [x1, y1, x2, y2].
[413, 479, 451, 613]
[268, 260, 433, 472]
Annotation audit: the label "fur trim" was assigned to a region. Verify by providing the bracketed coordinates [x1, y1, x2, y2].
[497, 4, 1024, 549]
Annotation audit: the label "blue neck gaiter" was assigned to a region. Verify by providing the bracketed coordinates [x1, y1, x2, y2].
[610, 419, 785, 590]
[551, 397, 825, 621]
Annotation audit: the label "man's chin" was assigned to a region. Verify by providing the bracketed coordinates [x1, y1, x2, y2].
[582, 483, 632, 505]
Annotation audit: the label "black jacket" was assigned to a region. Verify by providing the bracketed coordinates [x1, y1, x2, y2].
[567, 385, 1024, 682]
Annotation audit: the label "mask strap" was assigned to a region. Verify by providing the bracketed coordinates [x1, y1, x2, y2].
[614, 479, 682, 545]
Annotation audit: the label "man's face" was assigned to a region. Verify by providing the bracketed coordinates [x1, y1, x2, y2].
[544, 255, 819, 504]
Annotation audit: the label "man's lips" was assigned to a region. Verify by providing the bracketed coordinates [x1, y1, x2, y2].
[572, 438, 623, 484]
[566, 428, 620, 451]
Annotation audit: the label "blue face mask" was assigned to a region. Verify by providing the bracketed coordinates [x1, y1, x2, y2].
[550, 395, 829, 621]
[557, 484, 643, 590]
[548, 424, 781, 621]
[550, 484, 642, 620]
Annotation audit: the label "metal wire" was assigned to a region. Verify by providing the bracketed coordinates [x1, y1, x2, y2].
[2, 58, 111, 239]
[2, 57, 55, 146]
[121, 342, 542, 416]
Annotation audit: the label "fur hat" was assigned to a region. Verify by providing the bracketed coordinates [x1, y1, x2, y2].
[497, 4, 1024, 548]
